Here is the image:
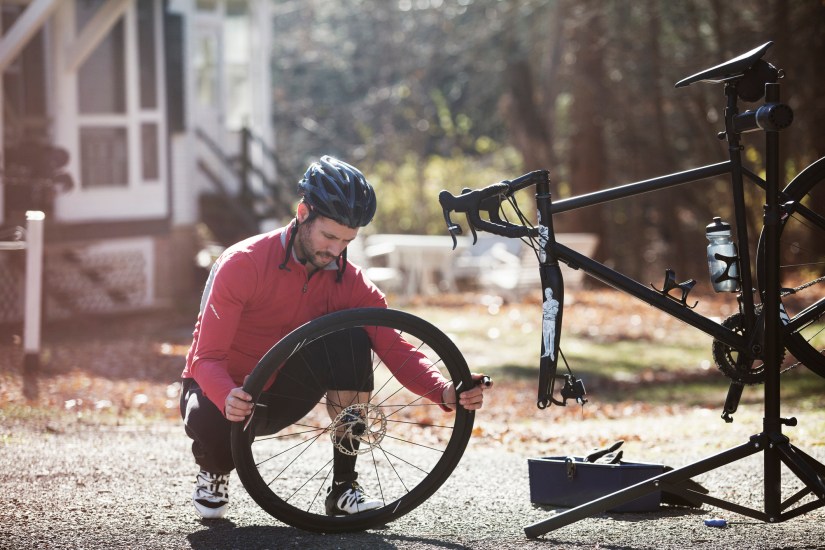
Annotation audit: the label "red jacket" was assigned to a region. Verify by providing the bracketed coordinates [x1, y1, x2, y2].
[181, 224, 449, 415]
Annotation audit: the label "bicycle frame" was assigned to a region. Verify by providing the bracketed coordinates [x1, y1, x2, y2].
[549, 164, 754, 341]
[525, 86, 780, 409]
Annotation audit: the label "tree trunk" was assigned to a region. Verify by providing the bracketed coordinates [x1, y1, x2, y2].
[500, 58, 554, 172]
[565, 3, 607, 245]
[497, 2, 563, 175]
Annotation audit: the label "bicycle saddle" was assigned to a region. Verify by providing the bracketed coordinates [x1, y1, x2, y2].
[675, 41, 773, 88]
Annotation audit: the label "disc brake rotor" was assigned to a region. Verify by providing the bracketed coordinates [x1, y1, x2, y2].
[330, 403, 387, 455]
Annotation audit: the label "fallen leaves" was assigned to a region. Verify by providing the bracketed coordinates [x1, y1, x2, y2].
[0, 289, 814, 440]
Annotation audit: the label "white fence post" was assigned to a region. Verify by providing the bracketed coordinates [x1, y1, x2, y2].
[23, 210, 45, 398]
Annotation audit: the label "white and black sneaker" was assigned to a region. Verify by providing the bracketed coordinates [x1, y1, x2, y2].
[325, 480, 382, 516]
[193, 470, 230, 519]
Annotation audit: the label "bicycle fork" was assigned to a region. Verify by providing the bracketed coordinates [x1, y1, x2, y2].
[535, 176, 586, 408]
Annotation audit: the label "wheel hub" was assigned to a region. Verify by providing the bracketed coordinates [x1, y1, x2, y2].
[331, 403, 387, 455]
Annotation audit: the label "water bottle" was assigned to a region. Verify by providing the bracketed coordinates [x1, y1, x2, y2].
[706, 217, 739, 293]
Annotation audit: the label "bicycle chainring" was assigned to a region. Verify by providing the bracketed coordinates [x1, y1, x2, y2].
[711, 307, 786, 385]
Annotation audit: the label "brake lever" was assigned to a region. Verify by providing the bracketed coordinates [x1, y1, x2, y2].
[459, 188, 479, 245]
[439, 182, 529, 246]
[440, 196, 464, 249]
[441, 210, 463, 249]
[441, 188, 480, 249]
[464, 214, 478, 245]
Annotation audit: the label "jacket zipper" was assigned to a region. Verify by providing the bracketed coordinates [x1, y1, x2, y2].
[302, 269, 312, 293]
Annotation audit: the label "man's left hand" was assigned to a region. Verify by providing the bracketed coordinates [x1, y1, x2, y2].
[442, 373, 492, 411]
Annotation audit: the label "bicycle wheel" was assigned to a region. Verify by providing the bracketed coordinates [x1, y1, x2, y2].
[230, 308, 475, 533]
[756, 156, 825, 378]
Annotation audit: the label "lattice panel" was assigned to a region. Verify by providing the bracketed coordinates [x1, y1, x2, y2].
[0, 238, 155, 323]
[0, 253, 24, 323]
[44, 239, 153, 319]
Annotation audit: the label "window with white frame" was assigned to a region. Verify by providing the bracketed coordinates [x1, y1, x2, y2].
[224, 1, 250, 130]
[75, 0, 163, 190]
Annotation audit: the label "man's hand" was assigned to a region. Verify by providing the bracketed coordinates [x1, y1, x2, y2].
[225, 386, 253, 422]
[442, 373, 493, 411]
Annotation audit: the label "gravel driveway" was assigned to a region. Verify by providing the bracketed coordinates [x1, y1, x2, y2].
[2, 404, 824, 549]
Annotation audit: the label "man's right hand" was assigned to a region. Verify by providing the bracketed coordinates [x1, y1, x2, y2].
[225, 387, 253, 422]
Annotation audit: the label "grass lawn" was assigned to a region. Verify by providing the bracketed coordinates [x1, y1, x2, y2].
[403, 289, 825, 411]
[1, 289, 823, 426]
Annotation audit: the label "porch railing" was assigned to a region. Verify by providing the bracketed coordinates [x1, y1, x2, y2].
[194, 126, 293, 244]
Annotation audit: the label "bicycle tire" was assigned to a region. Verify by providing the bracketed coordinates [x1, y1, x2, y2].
[231, 308, 475, 533]
[756, 156, 825, 378]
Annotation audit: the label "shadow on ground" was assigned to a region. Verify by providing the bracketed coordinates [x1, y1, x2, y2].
[188, 519, 470, 549]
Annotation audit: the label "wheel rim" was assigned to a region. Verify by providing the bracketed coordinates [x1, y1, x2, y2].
[231, 308, 474, 532]
[757, 158, 825, 376]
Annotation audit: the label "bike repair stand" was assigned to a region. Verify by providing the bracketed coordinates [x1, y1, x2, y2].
[525, 82, 825, 538]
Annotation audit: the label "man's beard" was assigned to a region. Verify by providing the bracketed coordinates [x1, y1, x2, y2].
[295, 222, 338, 270]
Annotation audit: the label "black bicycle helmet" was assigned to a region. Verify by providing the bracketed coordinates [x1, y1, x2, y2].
[297, 155, 377, 228]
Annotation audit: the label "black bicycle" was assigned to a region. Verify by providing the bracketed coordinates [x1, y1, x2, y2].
[437, 41, 824, 411]
[231, 42, 824, 533]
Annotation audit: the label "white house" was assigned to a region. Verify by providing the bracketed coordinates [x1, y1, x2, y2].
[0, 0, 286, 322]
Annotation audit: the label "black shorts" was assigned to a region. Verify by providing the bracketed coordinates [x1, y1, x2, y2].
[252, 326, 375, 434]
[180, 327, 374, 473]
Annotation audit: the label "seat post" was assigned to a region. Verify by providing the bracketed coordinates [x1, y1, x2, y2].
[723, 84, 758, 332]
